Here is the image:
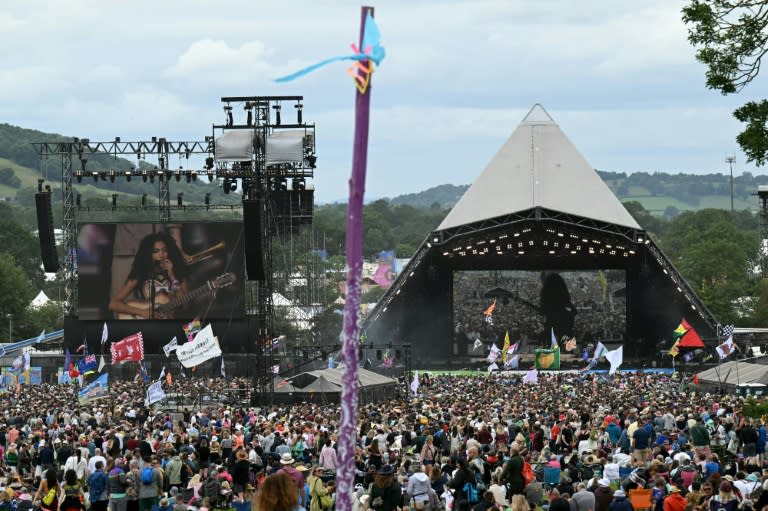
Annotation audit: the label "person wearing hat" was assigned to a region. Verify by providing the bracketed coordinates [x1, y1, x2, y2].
[663, 485, 686, 511]
[709, 481, 739, 511]
[608, 489, 632, 511]
[366, 465, 400, 511]
[231, 449, 250, 502]
[276, 454, 307, 509]
[594, 479, 614, 511]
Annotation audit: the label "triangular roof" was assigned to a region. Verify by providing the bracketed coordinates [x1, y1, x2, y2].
[438, 104, 640, 231]
[30, 291, 50, 308]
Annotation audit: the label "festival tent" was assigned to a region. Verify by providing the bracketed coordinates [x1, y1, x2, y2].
[695, 360, 768, 390]
[272, 366, 397, 403]
[363, 104, 718, 368]
[30, 291, 50, 308]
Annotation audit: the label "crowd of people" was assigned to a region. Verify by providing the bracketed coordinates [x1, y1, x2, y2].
[0, 370, 764, 511]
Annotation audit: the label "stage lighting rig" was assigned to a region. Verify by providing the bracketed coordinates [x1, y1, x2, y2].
[111, 194, 117, 210]
[177, 193, 183, 208]
[125, 170, 132, 182]
[295, 100, 303, 124]
[224, 105, 233, 126]
[273, 104, 281, 125]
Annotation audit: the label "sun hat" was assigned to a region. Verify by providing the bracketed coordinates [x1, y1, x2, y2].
[280, 453, 295, 465]
[614, 490, 626, 498]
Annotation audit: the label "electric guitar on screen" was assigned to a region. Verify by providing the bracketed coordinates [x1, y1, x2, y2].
[116, 272, 236, 320]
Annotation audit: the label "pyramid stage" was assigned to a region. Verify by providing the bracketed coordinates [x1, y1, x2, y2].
[362, 105, 719, 370]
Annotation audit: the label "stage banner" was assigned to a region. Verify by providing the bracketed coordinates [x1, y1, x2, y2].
[534, 348, 560, 370]
[176, 324, 222, 368]
[111, 333, 144, 364]
[145, 380, 166, 406]
[78, 373, 109, 405]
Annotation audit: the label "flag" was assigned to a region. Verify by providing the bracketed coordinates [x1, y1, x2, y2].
[220, 357, 226, 378]
[111, 333, 144, 364]
[11, 354, 23, 373]
[484, 300, 496, 324]
[581, 358, 598, 372]
[138, 362, 149, 383]
[564, 337, 577, 352]
[501, 331, 510, 363]
[593, 342, 608, 360]
[410, 372, 420, 394]
[98, 355, 106, 373]
[487, 350, 499, 364]
[77, 373, 108, 405]
[605, 346, 623, 375]
[679, 327, 704, 348]
[35, 330, 45, 344]
[64, 349, 71, 374]
[76, 341, 86, 353]
[488, 362, 499, 373]
[581, 347, 590, 361]
[508, 341, 519, 356]
[668, 340, 680, 358]
[271, 364, 280, 374]
[522, 369, 538, 384]
[100, 322, 108, 345]
[183, 318, 202, 342]
[721, 324, 734, 339]
[473, 339, 483, 352]
[145, 380, 166, 406]
[550, 328, 559, 350]
[162, 337, 178, 357]
[380, 351, 393, 369]
[159, 366, 166, 380]
[692, 374, 700, 385]
[77, 354, 97, 376]
[716, 336, 736, 359]
[328, 355, 336, 369]
[23, 352, 30, 372]
[504, 355, 519, 369]
[673, 318, 692, 340]
[535, 348, 560, 369]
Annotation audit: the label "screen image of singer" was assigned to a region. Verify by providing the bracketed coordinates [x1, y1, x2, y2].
[77, 222, 245, 320]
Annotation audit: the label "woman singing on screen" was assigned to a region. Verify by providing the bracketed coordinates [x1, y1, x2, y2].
[108, 231, 190, 319]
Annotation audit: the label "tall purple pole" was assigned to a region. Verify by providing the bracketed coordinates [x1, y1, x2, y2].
[337, 6, 374, 511]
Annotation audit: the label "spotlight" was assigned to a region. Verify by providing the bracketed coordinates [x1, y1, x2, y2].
[295, 101, 303, 124]
[92, 172, 99, 182]
[229, 180, 237, 192]
[246, 105, 253, 127]
[223, 178, 230, 194]
[109, 171, 115, 183]
[149, 171, 155, 184]
[279, 179, 288, 191]
[141, 170, 148, 183]
[205, 157, 214, 170]
[177, 193, 183, 208]
[111, 194, 117, 209]
[75, 171, 82, 183]
[175, 171, 181, 182]
[273, 104, 281, 125]
[125, 171, 132, 182]
[141, 193, 147, 208]
[190, 171, 197, 182]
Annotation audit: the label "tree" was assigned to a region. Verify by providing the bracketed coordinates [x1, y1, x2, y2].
[682, 0, 768, 165]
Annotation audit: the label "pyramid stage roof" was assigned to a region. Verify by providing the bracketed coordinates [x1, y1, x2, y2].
[363, 105, 719, 369]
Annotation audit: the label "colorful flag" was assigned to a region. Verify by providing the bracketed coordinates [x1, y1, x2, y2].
[100, 322, 108, 345]
[716, 336, 736, 359]
[692, 374, 700, 385]
[77, 373, 108, 405]
[605, 346, 623, 375]
[668, 340, 680, 358]
[522, 369, 538, 384]
[138, 362, 150, 383]
[77, 354, 97, 376]
[410, 372, 420, 394]
[380, 351, 393, 369]
[501, 331, 510, 363]
[535, 348, 560, 370]
[564, 337, 577, 352]
[673, 318, 692, 340]
[679, 327, 704, 348]
[487, 350, 499, 364]
[11, 354, 23, 374]
[508, 341, 519, 356]
[111, 333, 144, 364]
[483, 300, 496, 317]
[581, 347, 590, 361]
[183, 318, 202, 342]
[145, 380, 166, 406]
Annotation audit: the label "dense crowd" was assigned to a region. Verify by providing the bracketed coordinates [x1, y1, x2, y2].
[0, 370, 764, 511]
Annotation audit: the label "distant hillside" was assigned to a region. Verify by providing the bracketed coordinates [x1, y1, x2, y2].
[386, 170, 768, 217]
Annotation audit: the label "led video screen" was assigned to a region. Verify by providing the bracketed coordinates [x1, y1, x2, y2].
[77, 223, 245, 320]
[453, 270, 626, 347]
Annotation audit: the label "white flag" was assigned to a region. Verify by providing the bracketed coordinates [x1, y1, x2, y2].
[593, 341, 608, 360]
[473, 339, 483, 352]
[220, 358, 226, 378]
[162, 337, 178, 358]
[159, 366, 166, 380]
[605, 346, 624, 375]
[504, 355, 519, 369]
[522, 369, 538, 384]
[487, 351, 499, 363]
[716, 336, 735, 359]
[410, 372, 420, 394]
[98, 355, 106, 373]
[271, 364, 280, 374]
[23, 352, 30, 371]
[100, 322, 109, 345]
[145, 381, 166, 406]
[35, 330, 45, 344]
[488, 362, 499, 373]
[490, 343, 501, 355]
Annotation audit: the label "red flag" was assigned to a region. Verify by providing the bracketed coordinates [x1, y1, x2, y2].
[110, 333, 145, 364]
[678, 327, 704, 348]
[69, 362, 79, 378]
[693, 374, 700, 385]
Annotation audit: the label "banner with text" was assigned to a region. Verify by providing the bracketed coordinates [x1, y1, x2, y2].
[176, 324, 222, 368]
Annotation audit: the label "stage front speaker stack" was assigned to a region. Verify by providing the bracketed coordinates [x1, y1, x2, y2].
[242, 199, 265, 281]
[35, 191, 59, 273]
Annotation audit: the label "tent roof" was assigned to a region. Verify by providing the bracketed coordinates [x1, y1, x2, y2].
[300, 375, 340, 393]
[696, 360, 768, 385]
[438, 104, 641, 231]
[30, 290, 50, 308]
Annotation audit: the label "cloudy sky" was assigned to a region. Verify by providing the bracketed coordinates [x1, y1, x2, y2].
[0, 0, 764, 203]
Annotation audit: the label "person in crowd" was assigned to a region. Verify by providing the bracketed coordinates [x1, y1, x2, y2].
[255, 473, 305, 511]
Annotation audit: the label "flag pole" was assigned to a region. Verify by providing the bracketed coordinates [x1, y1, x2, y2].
[338, 7, 375, 511]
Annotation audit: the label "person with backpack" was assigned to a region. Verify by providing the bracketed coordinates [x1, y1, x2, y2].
[202, 470, 223, 508]
[87, 461, 109, 511]
[138, 458, 162, 511]
[446, 458, 479, 508]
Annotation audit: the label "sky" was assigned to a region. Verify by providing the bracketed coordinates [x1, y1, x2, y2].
[0, 0, 765, 204]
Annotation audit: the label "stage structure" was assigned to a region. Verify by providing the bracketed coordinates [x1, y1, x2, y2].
[363, 105, 719, 368]
[32, 95, 317, 395]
